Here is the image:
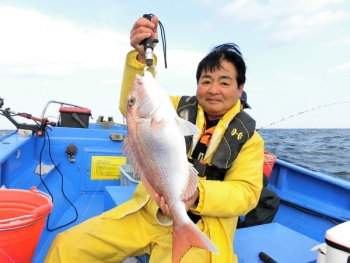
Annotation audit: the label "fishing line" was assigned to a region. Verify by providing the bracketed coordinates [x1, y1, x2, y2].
[158, 19, 167, 69]
[79, 149, 122, 223]
[258, 100, 350, 130]
[79, 180, 102, 224]
[151, 226, 173, 263]
[0, 249, 15, 263]
[148, 14, 167, 69]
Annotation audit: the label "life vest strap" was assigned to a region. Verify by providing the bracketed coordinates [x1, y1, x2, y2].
[188, 158, 226, 181]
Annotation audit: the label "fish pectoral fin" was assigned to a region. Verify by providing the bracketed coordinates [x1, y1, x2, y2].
[175, 117, 201, 136]
[121, 136, 132, 159]
[181, 163, 199, 201]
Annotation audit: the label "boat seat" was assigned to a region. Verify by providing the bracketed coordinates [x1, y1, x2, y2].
[104, 185, 137, 211]
[104, 186, 319, 263]
[234, 223, 319, 263]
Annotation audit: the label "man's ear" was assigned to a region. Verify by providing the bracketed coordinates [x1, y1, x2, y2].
[238, 84, 245, 97]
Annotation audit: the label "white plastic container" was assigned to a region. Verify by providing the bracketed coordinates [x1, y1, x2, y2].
[118, 165, 140, 186]
[311, 243, 327, 263]
[325, 220, 350, 263]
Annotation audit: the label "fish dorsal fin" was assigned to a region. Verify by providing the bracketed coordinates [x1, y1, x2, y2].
[121, 136, 132, 159]
[176, 117, 201, 136]
[181, 163, 199, 201]
[122, 136, 158, 199]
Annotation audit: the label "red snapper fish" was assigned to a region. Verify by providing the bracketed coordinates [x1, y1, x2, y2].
[122, 71, 219, 262]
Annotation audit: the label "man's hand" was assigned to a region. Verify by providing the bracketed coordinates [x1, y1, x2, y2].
[184, 187, 199, 211]
[130, 16, 159, 64]
[154, 188, 199, 217]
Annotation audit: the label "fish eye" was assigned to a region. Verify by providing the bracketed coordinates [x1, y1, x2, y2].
[129, 96, 136, 106]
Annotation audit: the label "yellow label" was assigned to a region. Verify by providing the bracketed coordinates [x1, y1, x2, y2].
[91, 156, 126, 180]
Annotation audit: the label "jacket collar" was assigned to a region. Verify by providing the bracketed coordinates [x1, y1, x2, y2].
[194, 102, 241, 160]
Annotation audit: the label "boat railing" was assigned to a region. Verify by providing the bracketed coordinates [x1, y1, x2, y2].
[40, 100, 87, 119]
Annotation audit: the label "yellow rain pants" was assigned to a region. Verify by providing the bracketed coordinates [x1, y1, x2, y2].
[44, 184, 212, 263]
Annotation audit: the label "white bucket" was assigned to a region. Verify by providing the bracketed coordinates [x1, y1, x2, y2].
[325, 221, 350, 263]
[311, 243, 327, 263]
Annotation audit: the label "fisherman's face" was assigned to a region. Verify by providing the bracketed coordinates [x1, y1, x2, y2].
[196, 60, 243, 120]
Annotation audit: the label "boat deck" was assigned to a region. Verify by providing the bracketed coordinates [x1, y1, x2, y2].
[104, 186, 320, 263]
[31, 185, 320, 263]
[4, 127, 344, 263]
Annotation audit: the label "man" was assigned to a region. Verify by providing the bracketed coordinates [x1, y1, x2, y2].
[45, 16, 263, 263]
[237, 91, 280, 228]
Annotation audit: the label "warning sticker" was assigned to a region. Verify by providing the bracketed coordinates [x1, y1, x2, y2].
[91, 156, 126, 180]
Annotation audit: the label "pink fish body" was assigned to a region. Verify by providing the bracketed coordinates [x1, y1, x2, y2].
[122, 71, 219, 262]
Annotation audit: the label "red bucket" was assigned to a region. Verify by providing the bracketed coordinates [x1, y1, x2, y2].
[0, 186, 53, 263]
[263, 151, 277, 178]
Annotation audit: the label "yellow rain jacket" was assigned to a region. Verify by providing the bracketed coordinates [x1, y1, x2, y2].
[45, 50, 263, 263]
[119, 50, 264, 263]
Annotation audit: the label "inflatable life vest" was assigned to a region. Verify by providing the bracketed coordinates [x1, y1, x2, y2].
[176, 96, 256, 180]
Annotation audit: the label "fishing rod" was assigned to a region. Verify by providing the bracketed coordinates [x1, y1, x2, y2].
[257, 100, 350, 130]
[0, 98, 56, 137]
[140, 14, 167, 69]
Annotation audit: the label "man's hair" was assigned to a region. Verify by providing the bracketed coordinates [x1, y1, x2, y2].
[196, 43, 246, 86]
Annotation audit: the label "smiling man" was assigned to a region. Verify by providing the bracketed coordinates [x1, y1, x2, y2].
[44, 16, 264, 263]
[196, 60, 243, 120]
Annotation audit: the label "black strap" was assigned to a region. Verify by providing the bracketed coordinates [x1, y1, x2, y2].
[326, 238, 350, 254]
[188, 158, 226, 181]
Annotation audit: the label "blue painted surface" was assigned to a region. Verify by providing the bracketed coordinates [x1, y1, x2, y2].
[104, 185, 137, 211]
[1, 122, 350, 262]
[234, 223, 319, 263]
[268, 159, 350, 242]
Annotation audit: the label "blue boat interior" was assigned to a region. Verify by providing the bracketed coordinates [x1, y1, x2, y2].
[1, 123, 350, 263]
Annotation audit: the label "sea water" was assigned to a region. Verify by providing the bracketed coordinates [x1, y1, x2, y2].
[1, 129, 350, 179]
[258, 129, 350, 179]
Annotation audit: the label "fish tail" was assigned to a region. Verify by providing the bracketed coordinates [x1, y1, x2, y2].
[172, 221, 219, 263]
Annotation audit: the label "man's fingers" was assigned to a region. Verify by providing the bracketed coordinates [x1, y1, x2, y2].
[131, 17, 155, 32]
[164, 203, 170, 216]
[154, 193, 160, 204]
[131, 32, 151, 47]
[160, 196, 165, 209]
[150, 16, 158, 34]
[154, 195, 171, 216]
[130, 16, 159, 51]
[161, 197, 171, 216]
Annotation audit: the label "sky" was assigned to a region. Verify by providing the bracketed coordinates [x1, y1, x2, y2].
[0, 0, 350, 130]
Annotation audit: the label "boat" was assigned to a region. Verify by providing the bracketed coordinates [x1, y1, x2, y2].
[1, 100, 350, 263]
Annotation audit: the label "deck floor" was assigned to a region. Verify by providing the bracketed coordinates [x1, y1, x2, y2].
[33, 193, 105, 263]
